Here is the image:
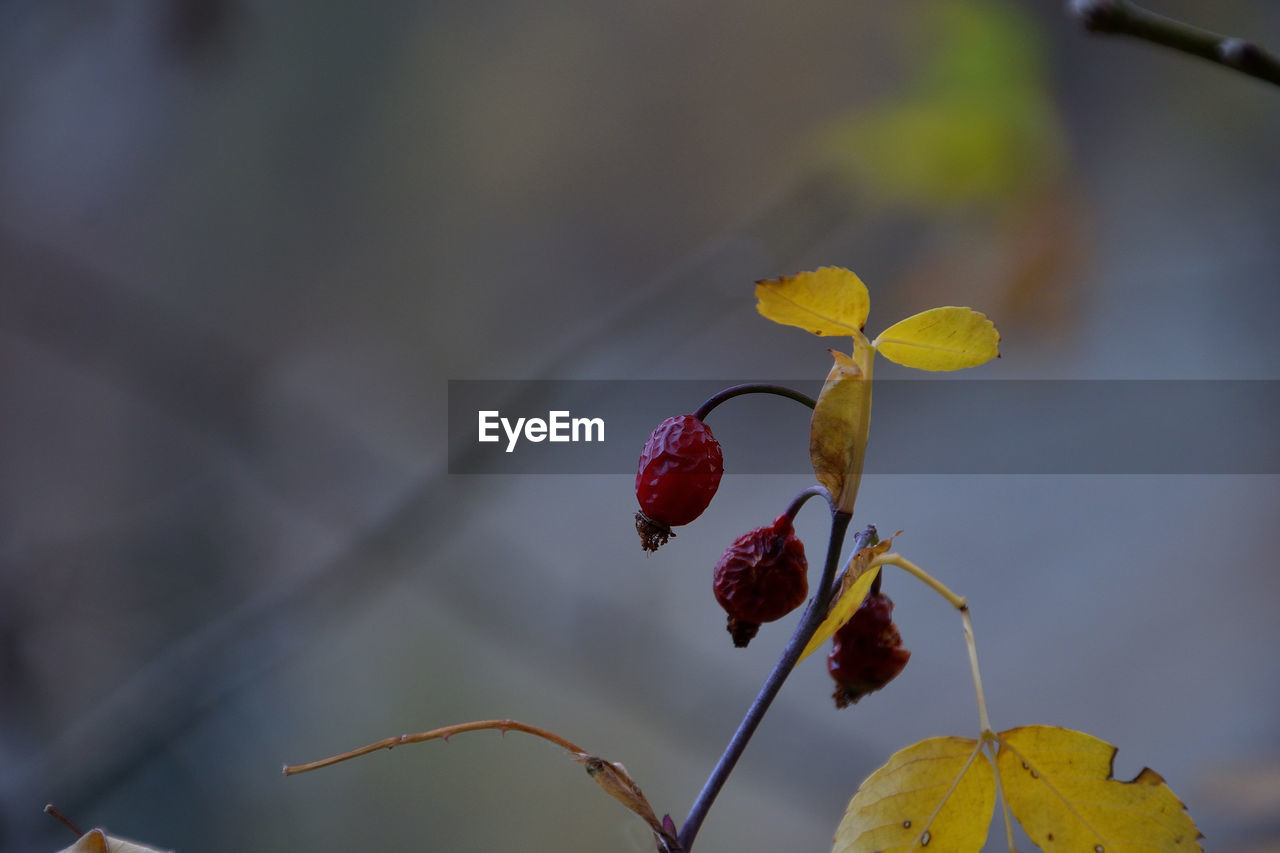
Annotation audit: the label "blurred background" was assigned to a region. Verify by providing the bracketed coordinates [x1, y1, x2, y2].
[2, 1, 1279, 851]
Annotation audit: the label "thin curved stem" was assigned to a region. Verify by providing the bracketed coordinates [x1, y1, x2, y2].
[873, 554, 966, 610]
[874, 554, 993, 735]
[693, 383, 816, 421]
[961, 608, 993, 735]
[780, 484, 833, 524]
[1070, 0, 1280, 87]
[282, 719, 589, 776]
[677, 516, 871, 852]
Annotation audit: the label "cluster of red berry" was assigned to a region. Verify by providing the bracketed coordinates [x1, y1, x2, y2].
[635, 412, 909, 706]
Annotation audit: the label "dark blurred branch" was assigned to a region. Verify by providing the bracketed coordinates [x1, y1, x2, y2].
[1069, 0, 1280, 87]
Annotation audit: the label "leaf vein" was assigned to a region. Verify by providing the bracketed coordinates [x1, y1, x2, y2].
[767, 289, 858, 334]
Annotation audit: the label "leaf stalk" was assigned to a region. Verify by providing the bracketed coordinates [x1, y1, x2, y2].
[873, 554, 967, 611]
[874, 554, 993, 736]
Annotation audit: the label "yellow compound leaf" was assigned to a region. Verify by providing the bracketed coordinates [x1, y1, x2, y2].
[800, 536, 894, 662]
[832, 736, 995, 853]
[756, 267, 870, 336]
[995, 725, 1203, 853]
[810, 341, 874, 514]
[872, 307, 1000, 371]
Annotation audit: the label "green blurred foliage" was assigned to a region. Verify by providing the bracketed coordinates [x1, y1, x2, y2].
[818, 0, 1066, 208]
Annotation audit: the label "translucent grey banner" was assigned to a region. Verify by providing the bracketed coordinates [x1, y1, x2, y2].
[447, 380, 1280, 475]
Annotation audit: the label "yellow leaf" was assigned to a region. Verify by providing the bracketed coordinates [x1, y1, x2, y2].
[809, 341, 874, 514]
[996, 725, 1203, 852]
[872, 307, 1000, 371]
[756, 267, 870, 336]
[800, 537, 894, 662]
[833, 736, 995, 853]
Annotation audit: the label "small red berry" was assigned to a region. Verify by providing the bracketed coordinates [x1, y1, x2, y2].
[712, 514, 808, 647]
[635, 415, 723, 551]
[827, 591, 910, 707]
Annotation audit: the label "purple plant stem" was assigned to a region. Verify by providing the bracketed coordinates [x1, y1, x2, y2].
[676, 516, 872, 852]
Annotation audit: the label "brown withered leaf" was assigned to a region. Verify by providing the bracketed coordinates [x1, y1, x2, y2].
[574, 754, 670, 842]
[809, 343, 874, 515]
[56, 829, 172, 853]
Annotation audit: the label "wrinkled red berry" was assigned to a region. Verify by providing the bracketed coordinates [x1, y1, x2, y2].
[712, 514, 808, 647]
[635, 415, 723, 551]
[827, 591, 910, 707]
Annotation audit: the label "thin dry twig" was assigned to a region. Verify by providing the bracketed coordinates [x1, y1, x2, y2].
[284, 719, 681, 850]
[282, 719, 588, 775]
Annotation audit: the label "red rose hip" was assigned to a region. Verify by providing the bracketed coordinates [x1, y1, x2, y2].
[635, 415, 723, 551]
[712, 514, 808, 647]
[827, 590, 910, 707]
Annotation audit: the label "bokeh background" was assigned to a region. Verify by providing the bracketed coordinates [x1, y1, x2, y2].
[3, 1, 1279, 851]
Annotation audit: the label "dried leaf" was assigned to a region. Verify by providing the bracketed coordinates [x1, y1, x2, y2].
[809, 342, 874, 514]
[286, 719, 677, 847]
[576, 755, 668, 841]
[872, 307, 1000, 371]
[57, 829, 172, 853]
[56, 832, 106, 853]
[799, 536, 894, 662]
[755, 267, 870, 336]
[832, 736, 994, 853]
[996, 725, 1203, 852]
